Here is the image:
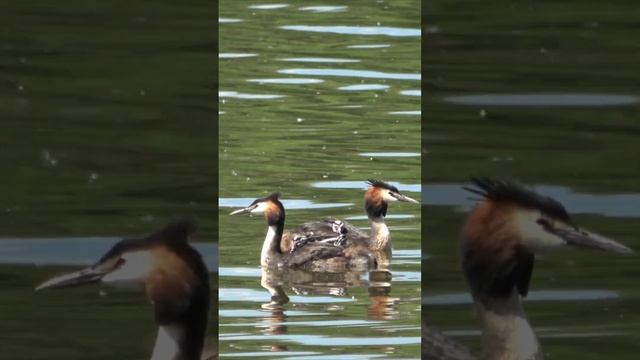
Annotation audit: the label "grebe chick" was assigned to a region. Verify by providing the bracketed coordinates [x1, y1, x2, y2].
[36, 219, 214, 360]
[461, 177, 632, 360]
[290, 179, 419, 265]
[230, 192, 376, 271]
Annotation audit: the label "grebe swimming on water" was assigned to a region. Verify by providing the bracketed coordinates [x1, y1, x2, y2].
[289, 179, 419, 266]
[36, 219, 215, 360]
[436, 177, 633, 360]
[230, 192, 376, 271]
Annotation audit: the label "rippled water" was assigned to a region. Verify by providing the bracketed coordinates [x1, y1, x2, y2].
[220, 0, 420, 358]
[425, 2, 640, 358]
[0, 2, 216, 359]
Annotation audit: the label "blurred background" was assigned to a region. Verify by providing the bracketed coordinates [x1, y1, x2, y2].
[424, 1, 640, 358]
[0, 1, 216, 359]
[218, 0, 421, 358]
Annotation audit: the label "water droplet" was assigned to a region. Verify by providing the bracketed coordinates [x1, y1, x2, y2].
[42, 149, 58, 167]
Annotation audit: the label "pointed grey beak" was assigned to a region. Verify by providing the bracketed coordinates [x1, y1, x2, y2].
[35, 266, 106, 291]
[230, 204, 256, 215]
[395, 193, 419, 204]
[553, 227, 633, 255]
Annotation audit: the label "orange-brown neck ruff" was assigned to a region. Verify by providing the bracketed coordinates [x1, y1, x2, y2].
[149, 243, 209, 360]
[265, 200, 285, 227]
[365, 187, 387, 218]
[461, 201, 534, 301]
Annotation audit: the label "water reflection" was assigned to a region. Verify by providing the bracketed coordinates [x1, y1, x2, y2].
[399, 90, 420, 96]
[280, 25, 420, 37]
[219, 91, 285, 100]
[347, 44, 391, 49]
[312, 181, 420, 193]
[279, 68, 420, 81]
[423, 183, 640, 217]
[220, 17, 243, 23]
[279, 57, 359, 63]
[220, 53, 258, 59]
[247, 78, 324, 84]
[359, 152, 420, 158]
[249, 4, 289, 10]
[219, 198, 352, 210]
[0, 237, 218, 269]
[389, 110, 420, 116]
[339, 84, 389, 91]
[220, 266, 420, 356]
[443, 93, 640, 107]
[424, 289, 619, 306]
[299, 6, 348, 13]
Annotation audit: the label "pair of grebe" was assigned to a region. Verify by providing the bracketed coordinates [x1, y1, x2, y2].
[424, 177, 633, 360]
[229, 179, 419, 270]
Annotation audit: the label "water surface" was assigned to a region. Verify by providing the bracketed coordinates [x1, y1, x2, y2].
[220, 0, 420, 357]
[0, 2, 216, 358]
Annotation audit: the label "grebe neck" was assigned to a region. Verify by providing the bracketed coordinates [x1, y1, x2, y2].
[474, 291, 541, 360]
[369, 216, 391, 253]
[151, 325, 183, 360]
[261, 221, 284, 267]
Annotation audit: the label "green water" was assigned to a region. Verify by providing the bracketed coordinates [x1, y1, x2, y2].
[219, 0, 421, 358]
[0, 1, 216, 359]
[424, 1, 640, 358]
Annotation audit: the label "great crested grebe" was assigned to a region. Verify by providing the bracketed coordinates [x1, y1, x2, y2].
[230, 192, 376, 271]
[457, 177, 633, 360]
[289, 179, 419, 265]
[35, 219, 215, 360]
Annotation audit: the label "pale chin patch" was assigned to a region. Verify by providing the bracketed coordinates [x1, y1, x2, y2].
[251, 201, 268, 214]
[382, 191, 399, 202]
[513, 209, 566, 249]
[102, 251, 155, 285]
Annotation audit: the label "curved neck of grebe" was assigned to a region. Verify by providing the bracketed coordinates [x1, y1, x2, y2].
[368, 216, 391, 253]
[473, 291, 541, 360]
[261, 217, 285, 267]
[150, 283, 209, 360]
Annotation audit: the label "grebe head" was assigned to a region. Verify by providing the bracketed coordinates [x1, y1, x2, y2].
[35, 218, 210, 359]
[462, 177, 633, 298]
[365, 179, 419, 218]
[36, 218, 207, 291]
[230, 192, 284, 225]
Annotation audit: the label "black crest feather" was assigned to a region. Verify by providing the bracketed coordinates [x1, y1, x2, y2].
[154, 217, 198, 243]
[252, 192, 281, 205]
[464, 177, 573, 224]
[366, 179, 399, 193]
